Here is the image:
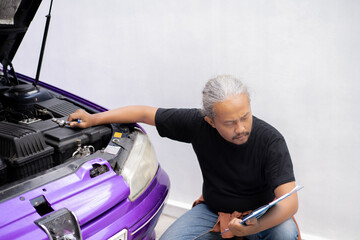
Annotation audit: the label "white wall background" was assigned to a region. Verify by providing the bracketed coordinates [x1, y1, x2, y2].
[12, 0, 360, 239]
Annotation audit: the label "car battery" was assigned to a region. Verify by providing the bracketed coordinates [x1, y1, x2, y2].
[43, 125, 112, 164]
[0, 122, 54, 181]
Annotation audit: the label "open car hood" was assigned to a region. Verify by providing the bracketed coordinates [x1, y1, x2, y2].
[0, 0, 42, 68]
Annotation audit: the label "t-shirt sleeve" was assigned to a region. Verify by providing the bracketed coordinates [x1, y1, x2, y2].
[155, 108, 201, 143]
[264, 137, 295, 191]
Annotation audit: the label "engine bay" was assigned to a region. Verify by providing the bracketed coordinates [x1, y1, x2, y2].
[0, 77, 112, 188]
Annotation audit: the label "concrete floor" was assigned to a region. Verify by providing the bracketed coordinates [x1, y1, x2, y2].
[154, 214, 177, 239]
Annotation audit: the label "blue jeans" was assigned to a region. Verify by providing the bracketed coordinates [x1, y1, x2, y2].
[159, 203, 298, 240]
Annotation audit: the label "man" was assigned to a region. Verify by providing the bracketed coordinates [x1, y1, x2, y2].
[68, 75, 299, 239]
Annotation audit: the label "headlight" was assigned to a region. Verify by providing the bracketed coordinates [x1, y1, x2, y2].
[122, 131, 158, 201]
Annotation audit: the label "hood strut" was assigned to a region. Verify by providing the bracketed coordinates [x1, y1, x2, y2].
[34, 0, 53, 87]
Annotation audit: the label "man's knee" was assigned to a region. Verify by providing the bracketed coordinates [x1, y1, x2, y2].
[268, 218, 298, 240]
[254, 218, 298, 240]
[159, 203, 219, 240]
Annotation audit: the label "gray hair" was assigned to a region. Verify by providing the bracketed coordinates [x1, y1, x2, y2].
[202, 75, 250, 119]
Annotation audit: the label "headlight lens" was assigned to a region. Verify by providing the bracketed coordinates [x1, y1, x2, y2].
[122, 131, 158, 201]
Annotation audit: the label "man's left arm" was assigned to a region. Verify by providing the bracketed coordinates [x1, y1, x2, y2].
[228, 181, 298, 237]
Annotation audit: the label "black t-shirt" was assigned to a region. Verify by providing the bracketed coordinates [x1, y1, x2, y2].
[155, 108, 295, 213]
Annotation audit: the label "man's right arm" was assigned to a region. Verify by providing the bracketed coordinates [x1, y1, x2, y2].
[67, 106, 158, 128]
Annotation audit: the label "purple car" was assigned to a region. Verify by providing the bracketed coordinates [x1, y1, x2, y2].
[0, 1, 170, 239]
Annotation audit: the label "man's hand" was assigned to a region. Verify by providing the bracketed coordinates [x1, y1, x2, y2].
[67, 109, 93, 128]
[228, 182, 298, 237]
[228, 217, 261, 237]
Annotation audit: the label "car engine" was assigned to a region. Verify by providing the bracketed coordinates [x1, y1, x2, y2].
[0, 81, 112, 187]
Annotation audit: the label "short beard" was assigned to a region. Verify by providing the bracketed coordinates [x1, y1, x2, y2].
[232, 132, 250, 141]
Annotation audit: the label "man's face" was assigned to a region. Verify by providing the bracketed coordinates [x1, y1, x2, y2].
[205, 93, 253, 145]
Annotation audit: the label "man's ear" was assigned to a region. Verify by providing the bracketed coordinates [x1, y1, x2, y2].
[204, 116, 216, 128]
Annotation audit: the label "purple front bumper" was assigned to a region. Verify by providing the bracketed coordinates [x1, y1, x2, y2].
[0, 158, 170, 240]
